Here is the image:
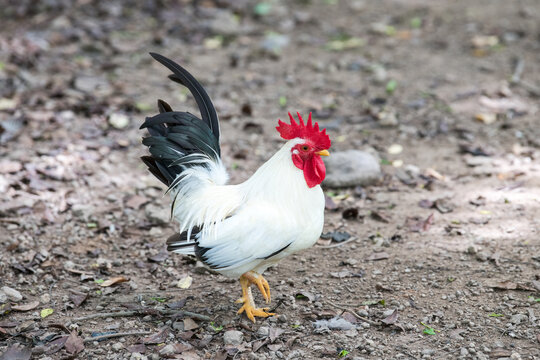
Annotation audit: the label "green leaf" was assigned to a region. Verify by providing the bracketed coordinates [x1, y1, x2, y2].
[380, 159, 392, 165]
[420, 322, 439, 335]
[379, 299, 386, 306]
[290, 324, 300, 328]
[361, 300, 379, 306]
[279, 95, 287, 107]
[86, 222, 98, 228]
[386, 80, 398, 95]
[40, 308, 54, 318]
[528, 296, 540, 302]
[254, 2, 272, 16]
[136, 102, 153, 112]
[210, 322, 224, 332]
[94, 279, 105, 284]
[295, 294, 307, 299]
[338, 349, 349, 357]
[150, 297, 167, 303]
[410, 17, 422, 29]
[488, 313, 504, 317]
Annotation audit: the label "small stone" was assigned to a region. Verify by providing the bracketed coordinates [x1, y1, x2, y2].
[509, 314, 528, 325]
[475, 251, 489, 262]
[112, 342, 123, 351]
[1, 286, 23, 302]
[108, 113, 130, 129]
[40, 293, 51, 304]
[159, 344, 175, 356]
[256, 326, 269, 337]
[223, 330, 244, 346]
[0, 292, 7, 304]
[460, 348, 469, 356]
[421, 349, 435, 356]
[144, 204, 169, 224]
[323, 150, 382, 187]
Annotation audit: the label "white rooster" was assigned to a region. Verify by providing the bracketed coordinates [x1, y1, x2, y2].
[141, 53, 331, 322]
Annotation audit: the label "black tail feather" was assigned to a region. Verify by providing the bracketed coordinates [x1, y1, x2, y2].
[149, 52, 220, 143]
[141, 54, 222, 188]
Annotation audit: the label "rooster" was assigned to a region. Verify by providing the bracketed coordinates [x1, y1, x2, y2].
[141, 53, 331, 322]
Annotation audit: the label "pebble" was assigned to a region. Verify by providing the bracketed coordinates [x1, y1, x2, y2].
[144, 204, 170, 224]
[509, 313, 528, 325]
[223, 330, 244, 345]
[257, 326, 269, 337]
[112, 342, 123, 351]
[323, 150, 382, 187]
[0, 292, 7, 304]
[159, 344, 175, 356]
[1, 286, 23, 302]
[460, 347, 469, 356]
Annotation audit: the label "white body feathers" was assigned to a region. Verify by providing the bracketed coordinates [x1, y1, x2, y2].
[169, 138, 325, 278]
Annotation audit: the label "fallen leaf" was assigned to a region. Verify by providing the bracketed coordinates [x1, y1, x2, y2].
[295, 290, 315, 302]
[370, 210, 391, 223]
[12, 301, 39, 312]
[100, 276, 129, 287]
[64, 331, 85, 355]
[69, 292, 87, 307]
[0, 344, 31, 360]
[40, 308, 54, 318]
[45, 335, 69, 355]
[325, 195, 338, 210]
[474, 113, 497, 124]
[367, 252, 390, 261]
[406, 213, 434, 232]
[183, 318, 199, 331]
[148, 250, 169, 263]
[127, 344, 146, 353]
[177, 275, 193, 289]
[381, 309, 399, 325]
[269, 327, 285, 342]
[141, 328, 168, 344]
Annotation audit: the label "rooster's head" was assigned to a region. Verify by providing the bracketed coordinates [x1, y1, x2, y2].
[276, 112, 331, 188]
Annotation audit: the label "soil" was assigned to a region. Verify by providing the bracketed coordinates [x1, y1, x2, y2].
[1, 0, 539, 359]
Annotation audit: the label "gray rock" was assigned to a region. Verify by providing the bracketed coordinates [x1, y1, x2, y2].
[112, 342, 123, 351]
[509, 314, 528, 325]
[313, 316, 354, 330]
[1, 286, 22, 302]
[256, 326, 269, 337]
[159, 344, 175, 356]
[323, 150, 381, 187]
[144, 204, 170, 224]
[0, 292, 7, 304]
[223, 330, 244, 345]
[208, 10, 242, 36]
[74, 75, 112, 96]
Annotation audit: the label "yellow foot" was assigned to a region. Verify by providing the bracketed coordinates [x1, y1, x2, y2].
[235, 271, 276, 323]
[241, 271, 271, 304]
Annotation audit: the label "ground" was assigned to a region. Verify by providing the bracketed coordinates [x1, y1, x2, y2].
[0, 0, 539, 359]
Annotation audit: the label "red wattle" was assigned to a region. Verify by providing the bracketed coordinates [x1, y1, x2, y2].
[303, 155, 326, 188]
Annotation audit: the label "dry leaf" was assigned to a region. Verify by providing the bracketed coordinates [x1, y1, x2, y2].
[177, 275, 193, 289]
[367, 252, 390, 261]
[100, 276, 129, 287]
[183, 318, 199, 331]
[12, 301, 39, 312]
[64, 331, 85, 355]
[381, 309, 399, 325]
[141, 328, 168, 344]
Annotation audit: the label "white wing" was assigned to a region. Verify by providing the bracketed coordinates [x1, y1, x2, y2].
[196, 201, 301, 272]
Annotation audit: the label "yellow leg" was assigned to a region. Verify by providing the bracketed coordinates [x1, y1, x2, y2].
[235, 271, 275, 323]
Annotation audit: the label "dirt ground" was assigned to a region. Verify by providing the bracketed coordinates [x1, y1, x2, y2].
[1, 0, 539, 359]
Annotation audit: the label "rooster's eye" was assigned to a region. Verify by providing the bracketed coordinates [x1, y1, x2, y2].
[301, 145, 310, 151]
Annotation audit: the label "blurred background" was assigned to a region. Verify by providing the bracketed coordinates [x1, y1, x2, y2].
[1, 0, 539, 358]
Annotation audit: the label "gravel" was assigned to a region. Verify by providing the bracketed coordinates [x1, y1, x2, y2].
[223, 330, 244, 346]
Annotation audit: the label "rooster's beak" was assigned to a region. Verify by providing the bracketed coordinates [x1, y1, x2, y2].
[317, 150, 330, 156]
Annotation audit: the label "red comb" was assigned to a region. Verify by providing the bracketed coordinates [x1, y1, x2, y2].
[276, 112, 331, 149]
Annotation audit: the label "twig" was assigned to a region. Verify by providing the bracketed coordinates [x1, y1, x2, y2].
[83, 331, 151, 343]
[511, 57, 524, 84]
[71, 309, 211, 323]
[317, 237, 358, 249]
[325, 300, 380, 326]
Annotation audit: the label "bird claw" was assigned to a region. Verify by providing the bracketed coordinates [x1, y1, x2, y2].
[237, 301, 275, 323]
[243, 272, 271, 304]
